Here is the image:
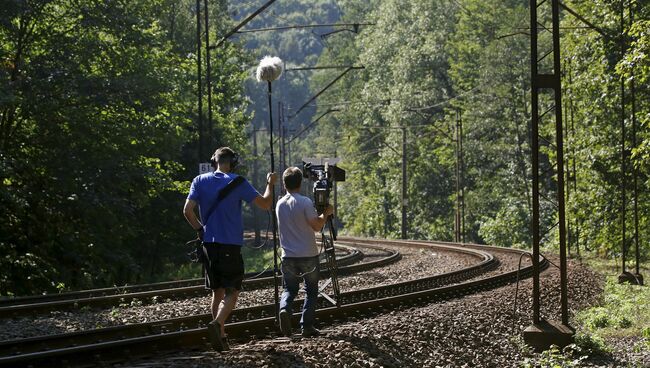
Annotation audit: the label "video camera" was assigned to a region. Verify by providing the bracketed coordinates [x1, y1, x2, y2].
[302, 158, 346, 214]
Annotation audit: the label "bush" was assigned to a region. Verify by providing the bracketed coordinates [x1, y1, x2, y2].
[581, 307, 611, 329]
[573, 333, 607, 356]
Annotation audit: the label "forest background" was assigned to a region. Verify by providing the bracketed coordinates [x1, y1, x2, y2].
[1, 0, 648, 296]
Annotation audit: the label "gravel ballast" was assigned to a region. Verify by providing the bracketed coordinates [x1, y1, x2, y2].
[125, 258, 641, 368]
[0, 243, 479, 340]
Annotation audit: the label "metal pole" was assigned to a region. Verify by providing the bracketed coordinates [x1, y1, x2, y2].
[563, 61, 572, 257]
[334, 181, 338, 229]
[552, 0, 569, 326]
[211, 0, 278, 49]
[268, 82, 280, 324]
[280, 101, 285, 174]
[568, 58, 580, 256]
[203, 0, 213, 148]
[253, 130, 260, 244]
[455, 110, 461, 243]
[530, 0, 541, 325]
[195, 0, 204, 160]
[334, 148, 338, 220]
[632, 75, 639, 276]
[401, 126, 407, 239]
[620, 0, 627, 276]
[460, 112, 465, 243]
[281, 126, 289, 172]
[629, 4, 641, 280]
[287, 129, 292, 168]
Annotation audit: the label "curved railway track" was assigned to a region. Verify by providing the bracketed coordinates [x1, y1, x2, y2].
[0, 239, 546, 367]
[0, 245, 363, 318]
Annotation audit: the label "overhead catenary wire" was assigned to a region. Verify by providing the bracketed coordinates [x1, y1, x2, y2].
[299, 84, 486, 111]
[210, 0, 278, 49]
[235, 22, 375, 34]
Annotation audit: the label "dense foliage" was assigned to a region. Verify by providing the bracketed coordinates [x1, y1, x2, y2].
[297, 0, 650, 269]
[305, 0, 536, 244]
[561, 0, 650, 258]
[0, 0, 250, 295]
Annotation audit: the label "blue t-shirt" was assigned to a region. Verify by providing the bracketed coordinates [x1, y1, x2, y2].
[187, 172, 259, 245]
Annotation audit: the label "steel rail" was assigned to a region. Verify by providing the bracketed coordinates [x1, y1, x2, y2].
[0, 241, 506, 367]
[0, 232, 239, 305]
[0, 244, 548, 366]
[0, 246, 362, 317]
[0, 245, 359, 307]
[0, 244, 402, 357]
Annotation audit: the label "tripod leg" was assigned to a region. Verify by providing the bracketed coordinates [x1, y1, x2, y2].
[324, 229, 340, 305]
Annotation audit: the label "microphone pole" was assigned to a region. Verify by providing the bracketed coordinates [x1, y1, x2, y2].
[256, 56, 283, 326]
[268, 80, 281, 325]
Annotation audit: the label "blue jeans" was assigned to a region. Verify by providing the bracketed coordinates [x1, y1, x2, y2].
[280, 256, 320, 330]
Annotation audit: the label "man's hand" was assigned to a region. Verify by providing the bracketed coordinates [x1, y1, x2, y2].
[267, 172, 277, 186]
[254, 172, 278, 210]
[197, 228, 204, 241]
[323, 204, 334, 217]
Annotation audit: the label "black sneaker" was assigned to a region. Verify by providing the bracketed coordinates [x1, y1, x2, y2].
[208, 320, 227, 351]
[279, 309, 292, 336]
[301, 326, 320, 338]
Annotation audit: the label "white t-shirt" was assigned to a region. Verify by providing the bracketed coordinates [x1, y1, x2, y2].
[276, 192, 319, 258]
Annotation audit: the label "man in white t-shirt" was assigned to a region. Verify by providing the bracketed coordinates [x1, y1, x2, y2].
[276, 167, 333, 337]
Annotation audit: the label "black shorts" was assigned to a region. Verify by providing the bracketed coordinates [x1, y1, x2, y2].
[203, 243, 244, 291]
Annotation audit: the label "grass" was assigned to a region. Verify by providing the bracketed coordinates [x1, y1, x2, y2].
[241, 245, 276, 275]
[576, 251, 649, 346]
[579, 251, 650, 278]
[576, 277, 650, 344]
[520, 250, 649, 367]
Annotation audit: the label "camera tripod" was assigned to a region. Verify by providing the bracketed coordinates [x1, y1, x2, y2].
[318, 215, 341, 307]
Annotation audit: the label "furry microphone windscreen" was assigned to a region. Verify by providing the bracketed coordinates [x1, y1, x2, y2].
[256, 56, 283, 82]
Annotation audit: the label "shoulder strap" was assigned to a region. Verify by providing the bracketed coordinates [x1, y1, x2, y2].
[203, 176, 245, 225]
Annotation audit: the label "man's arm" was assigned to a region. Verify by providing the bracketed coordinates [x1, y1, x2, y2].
[253, 172, 277, 210]
[183, 199, 204, 231]
[307, 205, 334, 231]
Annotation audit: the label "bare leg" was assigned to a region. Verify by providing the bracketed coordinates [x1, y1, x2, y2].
[215, 288, 239, 335]
[211, 289, 225, 320]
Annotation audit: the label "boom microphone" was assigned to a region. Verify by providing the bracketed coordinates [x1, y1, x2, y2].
[256, 56, 283, 82]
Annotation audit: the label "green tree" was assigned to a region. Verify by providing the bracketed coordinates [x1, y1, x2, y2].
[0, 0, 251, 295]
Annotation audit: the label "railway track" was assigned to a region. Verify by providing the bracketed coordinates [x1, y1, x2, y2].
[0, 239, 545, 367]
[0, 243, 398, 358]
[0, 245, 363, 318]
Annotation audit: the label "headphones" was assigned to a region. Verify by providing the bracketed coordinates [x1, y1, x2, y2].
[210, 148, 239, 169]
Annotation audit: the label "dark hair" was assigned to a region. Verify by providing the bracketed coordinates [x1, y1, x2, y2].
[211, 147, 237, 168]
[283, 167, 302, 190]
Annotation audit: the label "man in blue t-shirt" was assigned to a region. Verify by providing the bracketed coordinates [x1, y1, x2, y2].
[183, 146, 276, 351]
[276, 167, 332, 338]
